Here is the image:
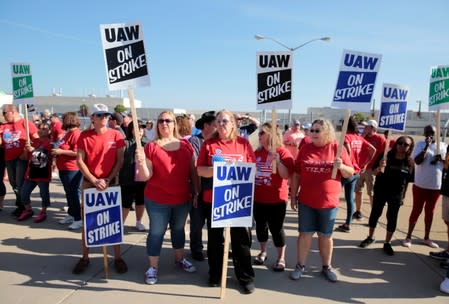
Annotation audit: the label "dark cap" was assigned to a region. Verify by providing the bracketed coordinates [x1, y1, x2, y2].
[195, 111, 216, 130]
[110, 112, 124, 125]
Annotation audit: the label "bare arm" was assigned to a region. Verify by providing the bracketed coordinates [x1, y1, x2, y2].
[275, 153, 290, 179]
[197, 165, 213, 178]
[135, 147, 152, 181]
[290, 172, 300, 210]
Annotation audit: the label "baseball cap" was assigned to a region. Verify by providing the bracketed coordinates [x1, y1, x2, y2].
[366, 120, 378, 129]
[195, 111, 216, 130]
[302, 123, 311, 130]
[90, 103, 110, 116]
[110, 112, 123, 124]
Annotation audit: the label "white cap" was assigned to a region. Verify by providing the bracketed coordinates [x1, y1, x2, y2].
[90, 103, 110, 116]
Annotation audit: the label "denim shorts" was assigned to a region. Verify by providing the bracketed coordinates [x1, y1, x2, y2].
[298, 203, 338, 236]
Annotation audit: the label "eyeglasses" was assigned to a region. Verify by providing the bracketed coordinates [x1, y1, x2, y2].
[397, 141, 410, 147]
[258, 131, 266, 136]
[157, 119, 174, 124]
[94, 113, 110, 118]
[217, 119, 230, 125]
[310, 129, 321, 133]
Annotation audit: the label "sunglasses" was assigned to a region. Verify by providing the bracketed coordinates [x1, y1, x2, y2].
[310, 129, 321, 133]
[217, 119, 230, 125]
[157, 119, 174, 124]
[258, 130, 266, 136]
[397, 141, 410, 147]
[2, 111, 12, 115]
[94, 113, 110, 118]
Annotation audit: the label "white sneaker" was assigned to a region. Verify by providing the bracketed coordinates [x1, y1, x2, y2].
[145, 267, 158, 285]
[176, 258, 197, 273]
[59, 215, 74, 225]
[440, 277, 449, 294]
[68, 220, 83, 230]
[135, 222, 146, 231]
[402, 238, 412, 248]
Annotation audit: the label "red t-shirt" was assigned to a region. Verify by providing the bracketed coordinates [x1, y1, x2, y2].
[344, 133, 373, 173]
[25, 138, 52, 182]
[294, 141, 352, 209]
[365, 133, 386, 169]
[0, 119, 38, 161]
[197, 136, 256, 203]
[254, 146, 294, 203]
[77, 129, 125, 179]
[56, 128, 80, 171]
[144, 140, 194, 205]
[51, 120, 65, 143]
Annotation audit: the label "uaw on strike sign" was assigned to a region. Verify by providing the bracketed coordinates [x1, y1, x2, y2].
[100, 21, 151, 90]
[332, 50, 382, 112]
[211, 162, 255, 228]
[11, 63, 34, 104]
[257, 52, 292, 110]
[83, 186, 123, 247]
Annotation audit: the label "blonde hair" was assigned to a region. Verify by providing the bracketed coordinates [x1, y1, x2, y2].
[154, 111, 180, 142]
[256, 122, 283, 151]
[312, 119, 335, 143]
[212, 109, 238, 140]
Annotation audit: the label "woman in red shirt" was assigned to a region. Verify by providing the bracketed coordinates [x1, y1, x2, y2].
[197, 109, 256, 294]
[290, 119, 354, 283]
[52, 112, 83, 230]
[253, 122, 294, 272]
[136, 111, 199, 285]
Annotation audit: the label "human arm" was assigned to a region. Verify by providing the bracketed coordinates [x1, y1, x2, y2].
[414, 137, 432, 165]
[135, 147, 152, 181]
[290, 172, 300, 211]
[77, 149, 107, 191]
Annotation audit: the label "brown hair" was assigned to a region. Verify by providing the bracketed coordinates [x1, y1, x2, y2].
[176, 115, 192, 137]
[62, 112, 80, 130]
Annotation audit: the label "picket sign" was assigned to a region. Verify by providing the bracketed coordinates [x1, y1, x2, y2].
[220, 227, 231, 299]
[271, 109, 277, 173]
[24, 104, 30, 145]
[128, 88, 142, 149]
[331, 109, 351, 179]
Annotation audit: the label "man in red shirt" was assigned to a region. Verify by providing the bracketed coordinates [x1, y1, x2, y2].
[72, 103, 126, 275]
[354, 120, 386, 219]
[0, 104, 38, 216]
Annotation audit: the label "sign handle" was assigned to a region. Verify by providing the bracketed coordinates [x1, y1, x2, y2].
[103, 246, 109, 279]
[128, 88, 142, 149]
[219, 227, 231, 299]
[24, 104, 30, 145]
[331, 109, 351, 179]
[380, 130, 390, 173]
[436, 110, 441, 154]
[271, 109, 277, 174]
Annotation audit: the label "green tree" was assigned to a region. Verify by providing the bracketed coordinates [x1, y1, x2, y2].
[353, 112, 366, 123]
[114, 104, 127, 113]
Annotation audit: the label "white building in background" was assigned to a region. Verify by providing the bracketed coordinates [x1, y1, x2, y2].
[1, 94, 448, 135]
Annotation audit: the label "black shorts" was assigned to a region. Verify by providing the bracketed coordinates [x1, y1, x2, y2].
[120, 182, 145, 208]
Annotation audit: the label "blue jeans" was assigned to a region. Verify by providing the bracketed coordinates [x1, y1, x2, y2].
[21, 179, 50, 208]
[59, 170, 82, 221]
[341, 174, 360, 225]
[5, 158, 28, 206]
[298, 203, 338, 236]
[144, 198, 191, 256]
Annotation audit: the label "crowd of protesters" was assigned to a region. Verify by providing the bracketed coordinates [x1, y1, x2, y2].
[1, 104, 448, 294]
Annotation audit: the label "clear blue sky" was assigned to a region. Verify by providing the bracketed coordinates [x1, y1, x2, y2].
[1, 0, 448, 114]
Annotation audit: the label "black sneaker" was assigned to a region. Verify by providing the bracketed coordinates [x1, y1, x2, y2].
[383, 242, 394, 256]
[360, 236, 375, 248]
[11, 206, 24, 217]
[353, 211, 362, 220]
[242, 282, 255, 294]
[430, 250, 449, 261]
[191, 251, 205, 261]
